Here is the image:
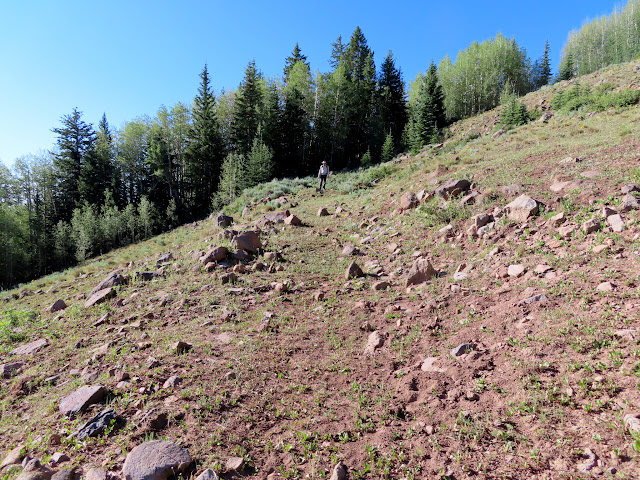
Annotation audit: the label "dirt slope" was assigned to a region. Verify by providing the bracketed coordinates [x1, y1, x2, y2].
[2, 60, 640, 480]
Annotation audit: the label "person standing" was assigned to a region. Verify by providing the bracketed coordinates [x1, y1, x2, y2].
[318, 161, 329, 191]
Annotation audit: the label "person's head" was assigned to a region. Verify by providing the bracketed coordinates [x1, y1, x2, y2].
[322, 161, 327, 165]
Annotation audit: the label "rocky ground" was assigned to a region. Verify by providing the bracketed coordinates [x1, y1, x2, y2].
[2, 61, 640, 480]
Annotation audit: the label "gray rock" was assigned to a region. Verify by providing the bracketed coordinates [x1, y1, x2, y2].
[451, 343, 476, 356]
[48, 299, 67, 313]
[548, 212, 565, 227]
[256, 210, 290, 226]
[232, 231, 262, 253]
[122, 441, 191, 480]
[225, 457, 244, 472]
[517, 293, 549, 306]
[623, 413, 640, 434]
[10, 338, 49, 356]
[162, 376, 182, 389]
[84, 288, 116, 308]
[51, 469, 76, 480]
[231, 249, 250, 262]
[59, 385, 106, 417]
[435, 179, 471, 199]
[364, 331, 385, 355]
[1, 362, 23, 378]
[345, 262, 364, 280]
[622, 184, 640, 194]
[421, 357, 445, 373]
[507, 264, 525, 277]
[621, 193, 640, 212]
[329, 462, 347, 480]
[201, 247, 228, 264]
[371, 281, 391, 291]
[90, 270, 126, 295]
[134, 271, 161, 282]
[84, 468, 106, 480]
[284, 214, 302, 226]
[341, 243, 358, 256]
[405, 258, 437, 287]
[582, 218, 601, 234]
[1, 444, 26, 468]
[400, 192, 419, 210]
[156, 253, 173, 265]
[607, 213, 625, 232]
[50, 452, 69, 466]
[317, 207, 329, 216]
[216, 213, 233, 228]
[505, 195, 539, 222]
[15, 459, 54, 480]
[194, 470, 219, 480]
[76, 408, 117, 440]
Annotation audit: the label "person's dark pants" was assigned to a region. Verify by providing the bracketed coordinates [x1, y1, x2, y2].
[319, 175, 327, 190]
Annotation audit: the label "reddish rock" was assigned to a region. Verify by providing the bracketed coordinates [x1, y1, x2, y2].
[400, 191, 419, 210]
[85, 287, 116, 308]
[201, 247, 228, 263]
[122, 440, 191, 480]
[284, 214, 302, 226]
[345, 262, 364, 279]
[232, 231, 262, 253]
[406, 258, 437, 287]
[505, 195, 539, 222]
[10, 338, 49, 356]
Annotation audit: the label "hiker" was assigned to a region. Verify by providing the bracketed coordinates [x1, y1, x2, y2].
[318, 161, 329, 191]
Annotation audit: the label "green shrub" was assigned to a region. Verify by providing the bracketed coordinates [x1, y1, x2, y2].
[0, 308, 35, 347]
[500, 95, 531, 128]
[552, 83, 640, 113]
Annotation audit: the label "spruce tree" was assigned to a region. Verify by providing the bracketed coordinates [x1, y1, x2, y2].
[381, 132, 394, 162]
[52, 108, 96, 221]
[409, 62, 445, 152]
[186, 64, 224, 217]
[378, 52, 407, 153]
[283, 43, 309, 82]
[558, 52, 575, 81]
[231, 61, 264, 156]
[80, 113, 116, 207]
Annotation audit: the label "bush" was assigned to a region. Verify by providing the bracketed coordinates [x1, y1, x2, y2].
[500, 95, 531, 128]
[552, 83, 640, 113]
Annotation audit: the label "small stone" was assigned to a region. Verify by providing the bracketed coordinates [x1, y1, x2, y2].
[400, 191, 419, 210]
[195, 470, 219, 480]
[225, 457, 244, 472]
[421, 357, 445, 373]
[582, 218, 601, 234]
[364, 331, 385, 355]
[597, 282, 615, 292]
[534, 265, 553, 274]
[372, 281, 391, 291]
[313, 291, 325, 301]
[345, 262, 364, 279]
[1, 444, 26, 468]
[405, 258, 437, 287]
[172, 342, 192, 354]
[517, 293, 549, 306]
[10, 338, 49, 356]
[162, 376, 182, 389]
[557, 224, 577, 238]
[317, 207, 329, 217]
[284, 214, 302, 226]
[549, 212, 565, 227]
[624, 413, 640, 434]
[507, 264, 525, 277]
[607, 214, 625, 232]
[48, 299, 67, 313]
[1, 362, 23, 378]
[505, 195, 539, 222]
[329, 462, 347, 480]
[50, 452, 70, 466]
[451, 343, 476, 356]
[593, 245, 608, 254]
[621, 194, 640, 212]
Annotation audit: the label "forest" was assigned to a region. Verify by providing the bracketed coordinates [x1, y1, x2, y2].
[2, 0, 640, 290]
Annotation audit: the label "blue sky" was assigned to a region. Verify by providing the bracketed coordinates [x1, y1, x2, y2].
[0, 0, 617, 168]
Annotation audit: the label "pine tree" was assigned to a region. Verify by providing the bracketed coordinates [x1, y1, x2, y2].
[215, 153, 248, 208]
[381, 132, 394, 162]
[409, 62, 445, 152]
[531, 41, 552, 90]
[246, 138, 274, 187]
[52, 108, 96, 221]
[80, 113, 117, 207]
[231, 61, 264, 156]
[558, 52, 576, 81]
[186, 64, 224, 217]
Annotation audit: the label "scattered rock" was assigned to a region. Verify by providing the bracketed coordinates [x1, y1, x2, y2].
[364, 331, 385, 355]
[195, 470, 219, 480]
[597, 282, 615, 292]
[216, 213, 233, 228]
[421, 357, 445, 373]
[472, 213, 493, 228]
[317, 207, 329, 217]
[451, 343, 476, 356]
[162, 376, 183, 389]
[51, 469, 75, 480]
[48, 299, 67, 313]
[90, 270, 127, 295]
[607, 214, 625, 232]
[505, 195, 540, 222]
[371, 281, 391, 291]
[405, 258, 437, 287]
[623, 413, 640, 434]
[10, 338, 49, 356]
[549, 212, 565, 227]
[557, 224, 577, 238]
[50, 452, 70, 466]
[534, 265, 553, 275]
[577, 448, 598, 473]
[225, 457, 244, 472]
[84, 468, 107, 480]
[256, 210, 290, 226]
[582, 218, 601, 234]
[435, 179, 471, 199]
[559, 156, 581, 164]
[122, 441, 191, 480]
[59, 385, 106, 417]
[284, 214, 302, 226]
[1, 362, 23, 378]
[621, 184, 640, 194]
[201, 247, 228, 264]
[1, 444, 26, 468]
[329, 462, 347, 480]
[517, 293, 549, 306]
[15, 458, 54, 480]
[232, 231, 262, 253]
[219, 272, 237, 284]
[621, 193, 640, 212]
[313, 291, 325, 301]
[172, 342, 192, 354]
[341, 243, 358, 256]
[400, 192, 419, 210]
[345, 262, 364, 280]
[85, 288, 116, 308]
[507, 264, 525, 277]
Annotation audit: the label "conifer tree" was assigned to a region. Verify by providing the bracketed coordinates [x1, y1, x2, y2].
[186, 64, 224, 217]
[378, 52, 407, 153]
[284, 43, 309, 82]
[409, 62, 445, 152]
[52, 108, 96, 221]
[381, 132, 394, 162]
[246, 137, 274, 187]
[231, 61, 264, 156]
[80, 113, 117, 207]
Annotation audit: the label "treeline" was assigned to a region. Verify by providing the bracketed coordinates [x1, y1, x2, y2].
[559, 0, 640, 79]
[1, 26, 555, 289]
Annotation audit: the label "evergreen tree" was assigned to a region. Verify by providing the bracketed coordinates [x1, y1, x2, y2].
[378, 51, 407, 153]
[51, 108, 96, 221]
[231, 61, 264, 155]
[329, 36, 345, 69]
[381, 132, 394, 162]
[185, 64, 224, 217]
[80, 113, 117, 207]
[284, 43, 309, 82]
[557, 52, 576, 81]
[215, 153, 248, 208]
[246, 138, 274, 187]
[409, 61, 445, 151]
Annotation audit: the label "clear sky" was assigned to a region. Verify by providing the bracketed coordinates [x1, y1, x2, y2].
[0, 0, 618, 168]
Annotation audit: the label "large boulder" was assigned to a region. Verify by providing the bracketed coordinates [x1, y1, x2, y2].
[406, 258, 437, 287]
[400, 191, 419, 210]
[216, 213, 233, 228]
[122, 441, 191, 480]
[435, 179, 471, 199]
[59, 385, 106, 417]
[85, 288, 116, 308]
[200, 246, 228, 264]
[345, 262, 364, 280]
[505, 195, 540, 222]
[256, 210, 291, 226]
[232, 231, 262, 253]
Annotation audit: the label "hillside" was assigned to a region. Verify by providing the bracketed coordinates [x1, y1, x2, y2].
[2, 60, 640, 480]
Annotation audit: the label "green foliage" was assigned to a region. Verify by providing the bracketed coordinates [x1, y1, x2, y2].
[246, 138, 274, 188]
[0, 309, 35, 346]
[560, 0, 640, 77]
[408, 61, 445, 152]
[439, 33, 530, 121]
[500, 95, 531, 128]
[360, 149, 372, 169]
[214, 153, 248, 210]
[381, 133, 394, 162]
[552, 83, 640, 112]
